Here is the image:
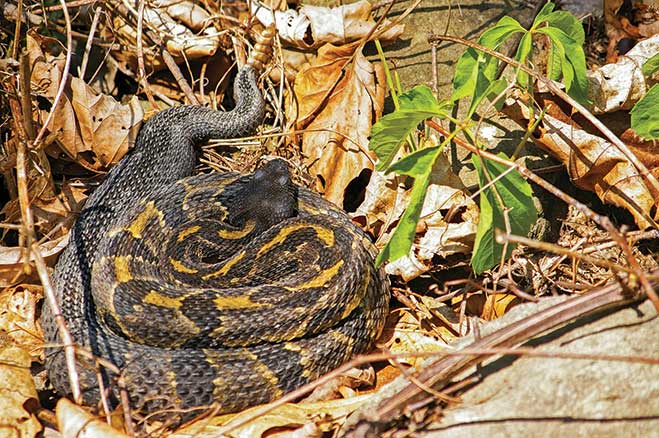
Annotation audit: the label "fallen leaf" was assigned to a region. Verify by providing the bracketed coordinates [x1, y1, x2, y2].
[171, 395, 373, 438]
[107, 0, 220, 71]
[0, 285, 43, 361]
[587, 34, 659, 114]
[252, 0, 404, 49]
[27, 33, 143, 171]
[56, 399, 129, 438]
[539, 111, 657, 227]
[293, 42, 385, 206]
[0, 236, 68, 288]
[0, 338, 42, 438]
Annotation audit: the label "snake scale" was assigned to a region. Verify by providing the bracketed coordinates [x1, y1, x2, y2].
[41, 62, 390, 418]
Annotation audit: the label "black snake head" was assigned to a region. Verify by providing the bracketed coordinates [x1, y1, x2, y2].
[226, 158, 299, 231]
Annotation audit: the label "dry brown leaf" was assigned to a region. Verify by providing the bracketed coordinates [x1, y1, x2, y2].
[170, 394, 373, 438]
[0, 285, 43, 361]
[293, 42, 384, 205]
[0, 236, 68, 288]
[354, 150, 478, 281]
[380, 308, 454, 369]
[56, 399, 129, 438]
[1, 180, 87, 239]
[452, 292, 519, 321]
[27, 33, 143, 171]
[0, 339, 42, 438]
[253, 0, 405, 49]
[587, 34, 659, 114]
[108, 0, 220, 71]
[539, 111, 657, 228]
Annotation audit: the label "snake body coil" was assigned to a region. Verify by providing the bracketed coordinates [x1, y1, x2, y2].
[41, 66, 390, 417]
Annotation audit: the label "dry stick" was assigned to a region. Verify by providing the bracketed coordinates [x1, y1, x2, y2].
[213, 316, 659, 437]
[429, 33, 659, 204]
[16, 142, 83, 404]
[426, 118, 659, 311]
[136, 0, 158, 111]
[27, 0, 83, 404]
[373, 274, 656, 424]
[111, 0, 199, 105]
[78, 5, 102, 80]
[496, 230, 634, 275]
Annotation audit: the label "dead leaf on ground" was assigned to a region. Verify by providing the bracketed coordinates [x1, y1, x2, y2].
[253, 0, 405, 49]
[27, 32, 143, 172]
[292, 42, 385, 206]
[0, 338, 42, 438]
[354, 148, 478, 281]
[604, 0, 659, 61]
[108, 0, 221, 72]
[170, 394, 374, 438]
[538, 111, 657, 228]
[452, 292, 520, 321]
[1, 180, 88, 239]
[0, 284, 43, 361]
[0, 236, 68, 288]
[587, 34, 659, 114]
[56, 399, 129, 438]
[380, 306, 457, 369]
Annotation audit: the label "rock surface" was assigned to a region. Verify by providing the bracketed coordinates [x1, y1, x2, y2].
[423, 297, 659, 437]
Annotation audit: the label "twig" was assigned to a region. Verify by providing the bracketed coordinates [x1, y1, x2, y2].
[110, 0, 199, 105]
[372, 274, 655, 424]
[428, 33, 659, 209]
[136, 0, 158, 111]
[496, 230, 635, 275]
[426, 119, 659, 312]
[33, 0, 73, 149]
[78, 5, 102, 81]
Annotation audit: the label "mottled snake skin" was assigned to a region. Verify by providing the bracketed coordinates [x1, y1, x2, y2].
[41, 66, 390, 418]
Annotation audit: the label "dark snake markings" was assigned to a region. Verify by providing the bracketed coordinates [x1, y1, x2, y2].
[41, 65, 390, 417]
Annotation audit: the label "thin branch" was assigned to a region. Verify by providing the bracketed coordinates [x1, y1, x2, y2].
[426, 119, 659, 312]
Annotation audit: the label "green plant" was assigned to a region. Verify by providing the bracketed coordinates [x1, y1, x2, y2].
[630, 53, 659, 140]
[370, 2, 591, 274]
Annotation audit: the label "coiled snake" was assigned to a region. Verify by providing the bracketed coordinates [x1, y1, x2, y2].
[41, 62, 390, 417]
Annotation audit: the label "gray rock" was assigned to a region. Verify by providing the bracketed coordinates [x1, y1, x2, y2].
[423, 298, 659, 437]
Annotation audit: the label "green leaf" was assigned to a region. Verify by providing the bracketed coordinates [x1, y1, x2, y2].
[533, 2, 556, 25]
[538, 26, 589, 104]
[470, 154, 536, 274]
[514, 32, 533, 88]
[642, 53, 659, 76]
[369, 86, 448, 171]
[452, 15, 525, 115]
[631, 83, 659, 140]
[375, 147, 443, 266]
[541, 11, 585, 45]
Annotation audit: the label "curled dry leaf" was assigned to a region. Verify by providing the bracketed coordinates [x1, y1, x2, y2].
[109, 0, 220, 71]
[0, 339, 42, 438]
[27, 33, 143, 171]
[56, 399, 129, 438]
[0, 236, 68, 288]
[2, 180, 88, 239]
[452, 292, 520, 321]
[354, 153, 478, 281]
[170, 395, 373, 438]
[293, 42, 385, 206]
[587, 34, 659, 114]
[380, 306, 457, 369]
[252, 0, 404, 50]
[539, 111, 657, 228]
[0, 284, 43, 361]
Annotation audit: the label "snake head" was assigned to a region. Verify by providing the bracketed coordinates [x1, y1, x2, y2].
[226, 158, 298, 231]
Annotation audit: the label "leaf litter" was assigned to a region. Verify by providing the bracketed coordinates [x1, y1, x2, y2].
[0, 1, 658, 437]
